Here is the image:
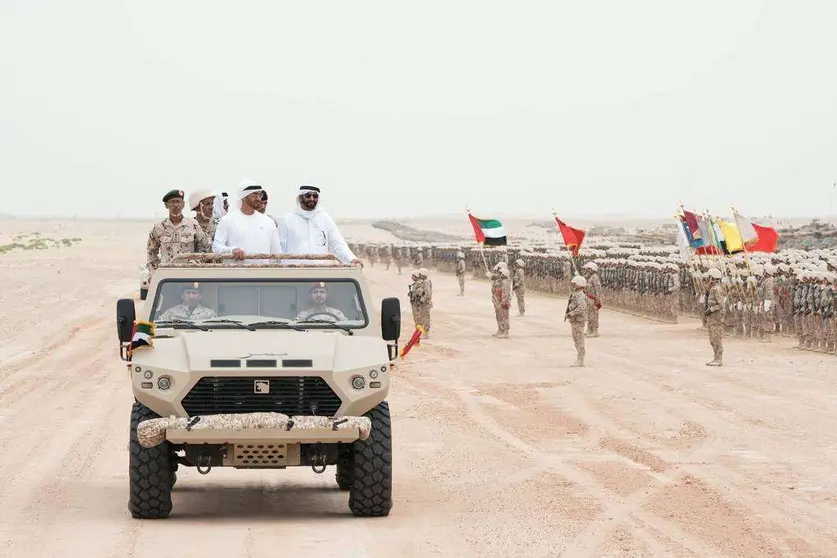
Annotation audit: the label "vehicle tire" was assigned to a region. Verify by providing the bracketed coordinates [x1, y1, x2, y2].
[335, 450, 353, 491]
[348, 401, 392, 517]
[140, 288, 148, 300]
[128, 400, 173, 519]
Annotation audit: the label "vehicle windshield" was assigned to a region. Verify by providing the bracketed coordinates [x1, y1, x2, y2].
[150, 279, 367, 329]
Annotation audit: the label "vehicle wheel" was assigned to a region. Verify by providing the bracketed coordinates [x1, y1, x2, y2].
[348, 401, 392, 517]
[128, 400, 173, 519]
[335, 450, 353, 490]
[140, 288, 148, 300]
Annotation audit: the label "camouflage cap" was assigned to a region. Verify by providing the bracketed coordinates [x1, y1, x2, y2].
[309, 281, 327, 291]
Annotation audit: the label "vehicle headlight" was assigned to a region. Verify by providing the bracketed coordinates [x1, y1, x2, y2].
[157, 376, 171, 390]
[351, 375, 366, 390]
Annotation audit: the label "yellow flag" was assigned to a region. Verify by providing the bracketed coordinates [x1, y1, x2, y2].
[717, 219, 743, 253]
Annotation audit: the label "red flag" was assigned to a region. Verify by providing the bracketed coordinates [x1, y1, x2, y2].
[695, 245, 723, 255]
[681, 209, 702, 241]
[747, 223, 780, 253]
[400, 325, 425, 359]
[554, 216, 586, 256]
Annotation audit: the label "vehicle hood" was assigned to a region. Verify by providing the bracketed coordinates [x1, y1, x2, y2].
[134, 330, 389, 373]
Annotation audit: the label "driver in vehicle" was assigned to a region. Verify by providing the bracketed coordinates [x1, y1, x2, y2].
[294, 282, 348, 322]
[158, 282, 218, 322]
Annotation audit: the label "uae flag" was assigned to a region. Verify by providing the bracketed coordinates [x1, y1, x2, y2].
[468, 213, 507, 246]
[128, 320, 156, 356]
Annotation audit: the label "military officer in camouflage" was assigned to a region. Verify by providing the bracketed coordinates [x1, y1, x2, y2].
[582, 261, 602, 337]
[456, 251, 466, 296]
[158, 282, 218, 322]
[188, 189, 218, 240]
[565, 275, 588, 367]
[294, 282, 348, 323]
[512, 259, 526, 316]
[704, 268, 725, 366]
[147, 189, 212, 275]
[491, 262, 512, 338]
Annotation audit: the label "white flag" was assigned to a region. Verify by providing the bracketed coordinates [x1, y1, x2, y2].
[733, 211, 759, 244]
[676, 222, 692, 261]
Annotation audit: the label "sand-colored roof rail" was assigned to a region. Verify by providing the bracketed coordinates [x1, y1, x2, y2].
[159, 253, 354, 268]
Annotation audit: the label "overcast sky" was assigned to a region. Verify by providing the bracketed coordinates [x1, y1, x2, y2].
[2, 0, 835, 220]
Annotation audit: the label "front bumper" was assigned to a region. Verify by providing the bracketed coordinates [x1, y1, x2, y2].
[137, 411, 372, 448]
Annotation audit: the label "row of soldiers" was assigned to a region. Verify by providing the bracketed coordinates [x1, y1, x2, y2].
[347, 240, 837, 355]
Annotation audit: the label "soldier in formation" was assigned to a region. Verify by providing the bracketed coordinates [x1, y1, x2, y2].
[704, 267, 725, 366]
[456, 250, 466, 296]
[490, 262, 511, 338]
[565, 275, 588, 367]
[512, 259, 526, 315]
[581, 262, 602, 336]
[343, 237, 837, 358]
[407, 269, 432, 339]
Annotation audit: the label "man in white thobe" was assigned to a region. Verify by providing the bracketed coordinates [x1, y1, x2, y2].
[212, 179, 281, 264]
[275, 185, 362, 266]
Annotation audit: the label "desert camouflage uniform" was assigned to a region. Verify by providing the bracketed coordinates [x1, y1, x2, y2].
[705, 280, 725, 365]
[758, 270, 775, 341]
[585, 271, 602, 336]
[408, 274, 432, 337]
[158, 304, 217, 322]
[490, 269, 511, 338]
[146, 217, 211, 273]
[379, 245, 392, 270]
[565, 289, 587, 364]
[195, 215, 218, 241]
[295, 305, 348, 322]
[793, 273, 807, 348]
[456, 254, 466, 295]
[512, 264, 526, 316]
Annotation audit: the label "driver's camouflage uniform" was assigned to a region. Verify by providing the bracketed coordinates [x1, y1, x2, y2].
[158, 304, 218, 322]
[295, 305, 347, 322]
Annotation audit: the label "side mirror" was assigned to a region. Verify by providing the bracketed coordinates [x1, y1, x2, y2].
[380, 297, 401, 342]
[117, 298, 136, 343]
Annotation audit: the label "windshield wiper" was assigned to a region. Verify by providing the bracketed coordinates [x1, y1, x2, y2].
[248, 320, 307, 331]
[295, 318, 354, 335]
[155, 319, 209, 331]
[199, 318, 256, 331]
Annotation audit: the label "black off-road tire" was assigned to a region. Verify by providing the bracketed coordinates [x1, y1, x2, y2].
[335, 450, 353, 490]
[348, 401, 392, 517]
[140, 288, 148, 300]
[128, 401, 173, 519]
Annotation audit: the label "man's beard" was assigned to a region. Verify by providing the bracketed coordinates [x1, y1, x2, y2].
[300, 198, 317, 210]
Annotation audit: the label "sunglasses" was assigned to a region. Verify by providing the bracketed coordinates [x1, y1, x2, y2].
[301, 192, 319, 199]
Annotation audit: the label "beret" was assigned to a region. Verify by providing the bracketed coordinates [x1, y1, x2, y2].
[163, 189, 184, 203]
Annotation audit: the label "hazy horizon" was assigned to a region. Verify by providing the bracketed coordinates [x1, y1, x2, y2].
[3, 1, 836, 220]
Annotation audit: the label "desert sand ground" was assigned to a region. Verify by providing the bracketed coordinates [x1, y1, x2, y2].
[1, 219, 836, 557]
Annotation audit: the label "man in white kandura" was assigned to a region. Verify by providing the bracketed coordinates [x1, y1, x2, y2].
[212, 179, 281, 263]
[275, 185, 362, 266]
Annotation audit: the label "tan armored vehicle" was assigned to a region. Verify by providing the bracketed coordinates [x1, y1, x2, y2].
[116, 253, 402, 519]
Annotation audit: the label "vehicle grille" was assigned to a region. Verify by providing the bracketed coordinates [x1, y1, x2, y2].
[181, 376, 342, 417]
